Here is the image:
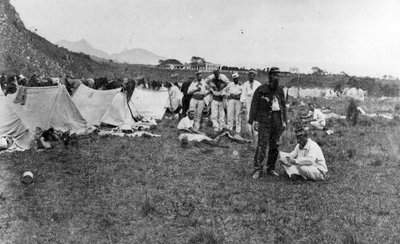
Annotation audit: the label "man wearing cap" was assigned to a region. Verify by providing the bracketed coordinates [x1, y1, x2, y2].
[188, 71, 210, 130]
[248, 67, 287, 179]
[241, 70, 262, 139]
[225, 73, 243, 133]
[204, 69, 230, 132]
[278, 127, 327, 180]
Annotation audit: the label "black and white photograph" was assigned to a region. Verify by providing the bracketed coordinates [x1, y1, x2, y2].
[0, 0, 400, 243]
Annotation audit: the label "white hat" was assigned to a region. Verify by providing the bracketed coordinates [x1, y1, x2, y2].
[232, 73, 239, 79]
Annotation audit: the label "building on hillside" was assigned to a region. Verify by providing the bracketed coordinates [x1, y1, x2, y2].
[158, 59, 183, 70]
[193, 62, 221, 71]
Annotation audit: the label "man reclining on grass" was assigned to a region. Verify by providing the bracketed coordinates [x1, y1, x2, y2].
[177, 109, 216, 142]
[301, 103, 326, 130]
[278, 127, 328, 181]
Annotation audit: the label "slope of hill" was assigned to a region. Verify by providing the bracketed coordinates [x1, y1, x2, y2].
[111, 48, 166, 65]
[57, 39, 111, 60]
[0, 0, 124, 77]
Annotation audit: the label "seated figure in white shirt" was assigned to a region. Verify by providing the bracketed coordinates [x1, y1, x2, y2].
[301, 103, 326, 130]
[278, 127, 328, 180]
[177, 109, 214, 142]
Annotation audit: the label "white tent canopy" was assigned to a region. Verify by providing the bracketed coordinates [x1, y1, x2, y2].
[72, 84, 169, 127]
[0, 91, 33, 149]
[5, 86, 89, 134]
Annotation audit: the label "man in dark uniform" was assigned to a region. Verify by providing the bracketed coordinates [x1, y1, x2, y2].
[180, 76, 195, 119]
[248, 67, 287, 179]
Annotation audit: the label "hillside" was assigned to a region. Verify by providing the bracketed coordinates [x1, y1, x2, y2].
[57, 39, 111, 60]
[111, 48, 166, 65]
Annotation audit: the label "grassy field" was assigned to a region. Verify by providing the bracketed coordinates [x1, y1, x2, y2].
[1, 97, 400, 243]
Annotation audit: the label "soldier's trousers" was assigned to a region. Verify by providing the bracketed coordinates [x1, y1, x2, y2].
[254, 111, 283, 171]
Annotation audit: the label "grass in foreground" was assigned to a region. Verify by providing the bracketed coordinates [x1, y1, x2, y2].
[1, 99, 400, 243]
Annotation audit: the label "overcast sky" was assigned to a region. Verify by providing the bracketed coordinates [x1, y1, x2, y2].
[10, 0, 400, 77]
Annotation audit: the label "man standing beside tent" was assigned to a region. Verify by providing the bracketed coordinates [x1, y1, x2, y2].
[180, 78, 193, 119]
[204, 69, 230, 132]
[188, 72, 210, 130]
[165, 82, 182, 118]
[225, 73, 243, 133]
[241, 70, 261, 140]
[248, 67, 287, 179]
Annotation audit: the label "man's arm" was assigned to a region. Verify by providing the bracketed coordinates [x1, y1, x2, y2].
[188, 83, 200, 95]
[248, 87, 260, 125]
[189, 127, 205, 135]
[203, 75, 213, 84]
[219, 74, 230, 83]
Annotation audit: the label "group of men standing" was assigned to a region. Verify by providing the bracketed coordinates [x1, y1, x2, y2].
[177, 67, 328, 181]
[180, 69, 261, 138]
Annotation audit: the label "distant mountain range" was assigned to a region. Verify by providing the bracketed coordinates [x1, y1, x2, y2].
[56, 39, 166, 65]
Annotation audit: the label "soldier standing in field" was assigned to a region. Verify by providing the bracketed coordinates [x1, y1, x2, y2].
[248, 67, 287, 179]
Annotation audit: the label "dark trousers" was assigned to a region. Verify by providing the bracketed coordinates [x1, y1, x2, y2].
[254, 112, 283, 171]
[181, 95, 192, 116]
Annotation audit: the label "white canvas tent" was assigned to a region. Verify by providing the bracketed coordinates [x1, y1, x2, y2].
[284, 87, 338, 99]
[0, 91, 33, 149]
[72, 84, 169, 127]
[72, 84, 120, 126]
[5, 86, 89, 134]
[341, 87, 365, 101]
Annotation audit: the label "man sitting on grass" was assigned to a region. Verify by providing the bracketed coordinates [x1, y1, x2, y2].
[177, 109, 217, 143]
[278, 127, 327, 181]
[301, 103, 326, 130]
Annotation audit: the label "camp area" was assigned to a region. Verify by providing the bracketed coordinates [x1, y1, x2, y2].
[1, 76, 400, 243]
[2, 0, 400, 243]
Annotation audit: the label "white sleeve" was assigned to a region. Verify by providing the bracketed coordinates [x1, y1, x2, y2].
[220, 74, 230, 83]
[188, 83, 196, 94]
[288, 144, 299, 158]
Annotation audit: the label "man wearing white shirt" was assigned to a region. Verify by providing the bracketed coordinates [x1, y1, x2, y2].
[177, 109, 217, 143]
[302, 103, 326, 130]
[205, 69, 230, 132]
[188, 72, 210, 130]
[225, 73, 243, 133]
[240, 70, 261, 138]
[278, 127, 327, 180]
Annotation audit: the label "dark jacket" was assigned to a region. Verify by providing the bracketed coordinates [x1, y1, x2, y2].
[181, 81, 192, 97]
[248, 84, 287, 125]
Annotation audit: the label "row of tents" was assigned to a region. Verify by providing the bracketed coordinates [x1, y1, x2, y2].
[284, 87, 366, 101]
[0, 84, 170, 150]
[0, 82, 367, 150]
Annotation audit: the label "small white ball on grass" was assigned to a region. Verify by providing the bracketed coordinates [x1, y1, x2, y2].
[21, 171, 34, 185]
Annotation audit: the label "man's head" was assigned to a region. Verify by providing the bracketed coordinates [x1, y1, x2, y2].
[213, 69, 220, 79]
[295, 127, 308, 149]
[196, 71, 202, 81]
[268, 67, 280, 91]
[232, 73, 239, 84]
[164, 82, 172, 89]
[248, 70, 256, 82]
[187, 109, 195, 120]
